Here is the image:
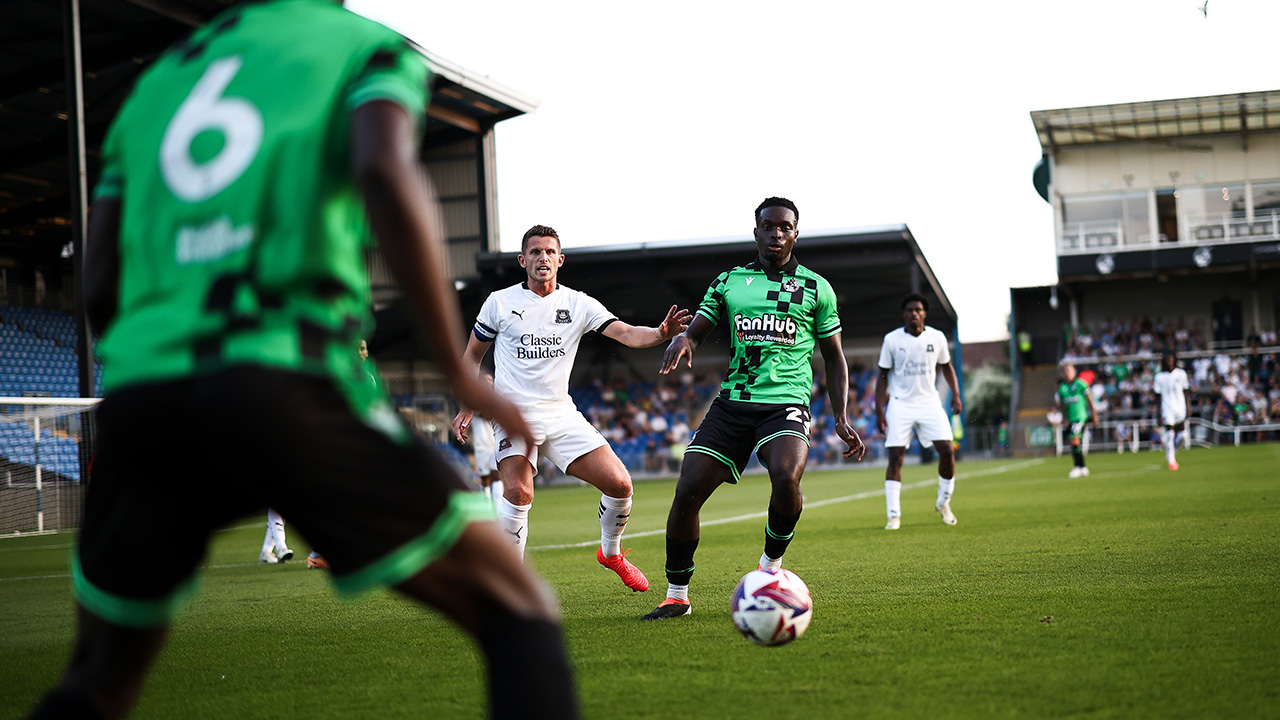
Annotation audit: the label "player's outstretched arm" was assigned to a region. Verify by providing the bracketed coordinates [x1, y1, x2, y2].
[351, 100, 532, 450]
[659, 314, 713, 374]
[600, 305, 692, 349]
[819, 333, 865, 461]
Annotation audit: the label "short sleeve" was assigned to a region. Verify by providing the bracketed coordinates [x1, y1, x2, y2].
[473, 293, 500, 342]
[814, 276, 841, 339]
[580, 292, 616, 333]
[935, 329, 951, 364]
[877, 334, 894, 371]
[344, 36, 429, 125]
[695, 271, 729, 325]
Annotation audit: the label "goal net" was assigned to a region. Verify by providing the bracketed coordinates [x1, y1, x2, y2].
[0, 397, 99, 536]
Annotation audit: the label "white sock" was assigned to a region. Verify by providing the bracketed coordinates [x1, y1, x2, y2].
[759, 552, 782, 571]
[937, 476, 955, 505]
[666, 583, 689, 602]
[1165, 432, 1177, 465]
[491, 479, 504, 500]
[268, 508, 288, 551]
[498, 497, 532, 560]
[885, 480, 902, 519]
[598, 493, 632, 557]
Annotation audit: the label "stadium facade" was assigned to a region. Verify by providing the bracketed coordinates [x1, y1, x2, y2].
[1010, 90, 1280, 455]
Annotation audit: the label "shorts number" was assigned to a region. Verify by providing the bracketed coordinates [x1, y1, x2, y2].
[786, 407, 811, 435]
[160, 56, 263, 203]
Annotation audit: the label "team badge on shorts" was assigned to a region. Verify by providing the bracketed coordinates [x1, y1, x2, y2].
[555, 309, 572, 324]
[498, 438, 512, 451]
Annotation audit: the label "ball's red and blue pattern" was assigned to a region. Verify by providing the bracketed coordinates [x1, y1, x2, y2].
[730, 568, 813, 646]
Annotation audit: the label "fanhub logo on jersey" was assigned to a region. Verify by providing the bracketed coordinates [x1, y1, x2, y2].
[517, 334, 567, 359]
[734, 313, 797, 345]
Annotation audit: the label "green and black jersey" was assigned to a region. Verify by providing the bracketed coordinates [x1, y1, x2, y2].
[696, 256, 841, 405]
[93, 0, 427, 426]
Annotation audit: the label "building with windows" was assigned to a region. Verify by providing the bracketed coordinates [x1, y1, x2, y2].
[1009, 90, 1280, 454]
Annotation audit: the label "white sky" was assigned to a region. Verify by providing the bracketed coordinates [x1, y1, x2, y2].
[346, 0, 1280, 343]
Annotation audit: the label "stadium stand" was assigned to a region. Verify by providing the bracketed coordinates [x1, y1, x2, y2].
[1, 306, 102, 484]
[1047, 317, 1280, 448]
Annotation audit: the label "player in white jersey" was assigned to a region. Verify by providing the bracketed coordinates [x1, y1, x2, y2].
[875, 293, 963, 529]
[1152, 350, 1191, 471]
[453, 225, 691, 592]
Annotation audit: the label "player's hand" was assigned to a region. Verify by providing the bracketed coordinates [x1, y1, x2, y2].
[658, 305, 692, 340]
[451, 376, 534, 453]
[951, 396, 963, 414]
[876, 410, 887, 435]
[836, 420, 866, 461]
[452, 409, 474, 443]
[660, 334, 694, 375]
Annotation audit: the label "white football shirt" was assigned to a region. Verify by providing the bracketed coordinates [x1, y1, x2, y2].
[877, 326, 951, 404]
[1153, 367, 1190, 420]
[473, 283, 616, 413]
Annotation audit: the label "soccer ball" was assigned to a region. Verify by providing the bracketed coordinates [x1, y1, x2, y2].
[730, 568, 812, 646]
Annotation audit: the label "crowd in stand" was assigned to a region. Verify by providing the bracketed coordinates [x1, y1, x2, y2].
[1057, 317, 1280, 434]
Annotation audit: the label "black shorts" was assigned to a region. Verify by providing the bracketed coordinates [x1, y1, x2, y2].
[686, 397, 811, 483]
[75, 368, 489, 628]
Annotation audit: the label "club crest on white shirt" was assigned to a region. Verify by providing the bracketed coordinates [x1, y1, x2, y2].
[555, 309, 572, 324]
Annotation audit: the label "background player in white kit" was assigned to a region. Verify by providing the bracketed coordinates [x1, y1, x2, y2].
[1152, 350, 1191, 471]
[875, 293, 963, 529]
[453, 225, 690, 592]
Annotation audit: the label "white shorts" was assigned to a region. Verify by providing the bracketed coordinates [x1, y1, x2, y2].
[494, 408, 609, 476]
[1161, 411, 1187, 428]
[884, 400, 951, 448]
[473, 421, 498, 474]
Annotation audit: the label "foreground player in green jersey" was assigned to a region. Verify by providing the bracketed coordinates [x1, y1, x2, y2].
[1056, 363, 1098, 478]
[26, 2, 576, 719]
[642, 197, 866, 621]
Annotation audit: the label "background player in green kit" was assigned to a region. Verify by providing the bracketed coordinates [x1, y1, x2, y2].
[1056, 363, 1098, 478]
[642, 197, 866, 621]
[26, 2, 577, 718]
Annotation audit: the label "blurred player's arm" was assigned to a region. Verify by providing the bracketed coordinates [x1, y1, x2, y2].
[659, 314, 714, 374]
[602, 305, 691, 348]
[84, 198, 122, 336]
[819, 332, 864, 460]
[939, 361, 962, 414]
[452, 333, 493, 442]
[351, 100, 531, 449]
[1084, 382, 1099, 424]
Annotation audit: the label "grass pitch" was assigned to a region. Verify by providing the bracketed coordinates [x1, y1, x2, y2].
[3, 445, 1278, 719]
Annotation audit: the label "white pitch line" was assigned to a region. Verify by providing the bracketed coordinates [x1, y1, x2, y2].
[529, 457, 1047, 551]
[0, 460, 1050, 577]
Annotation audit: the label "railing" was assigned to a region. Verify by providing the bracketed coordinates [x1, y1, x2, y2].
[1059, 221, 1125, 254]
[1035, 415, 1280, 456]
[1058, 210, 1280, 256]
[1186, 210, 1280, 245]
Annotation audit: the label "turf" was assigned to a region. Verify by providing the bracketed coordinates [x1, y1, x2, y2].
[3, 445, 1278, 719]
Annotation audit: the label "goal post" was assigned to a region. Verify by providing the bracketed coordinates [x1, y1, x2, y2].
[0, 396, 99, 536]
